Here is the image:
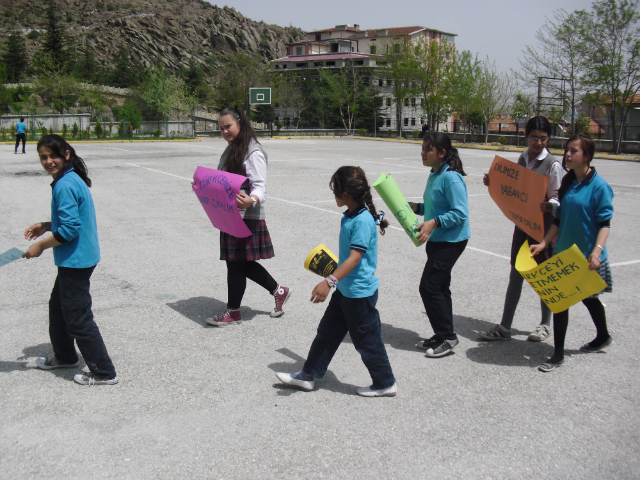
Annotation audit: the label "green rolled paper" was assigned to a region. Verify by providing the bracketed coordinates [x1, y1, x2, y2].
[372, 173, 422, 247]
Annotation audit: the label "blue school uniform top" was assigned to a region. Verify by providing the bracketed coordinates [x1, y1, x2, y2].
[416, 163, 470, 243]
[553, 168, 613, 261]
[337, 207, 379, 298]
[16, 122, 26, 134]
[50, 164, 101, 268]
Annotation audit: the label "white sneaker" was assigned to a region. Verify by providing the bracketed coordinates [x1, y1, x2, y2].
[528, 324, 552, 342]
[275, 371, 314, 391]
[357, 383, 397, 397]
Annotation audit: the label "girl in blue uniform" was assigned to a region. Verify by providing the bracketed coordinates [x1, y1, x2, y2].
[23, 135, 118, 386]
[531, 133, 614, 372]
[276, 166, 397, 397]
[409, 132, 470, 358]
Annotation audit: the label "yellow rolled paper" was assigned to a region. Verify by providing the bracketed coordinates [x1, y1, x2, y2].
[372, 173, 422, 247]
[304, 244, 338, 277]
[515, 241, 608, 313]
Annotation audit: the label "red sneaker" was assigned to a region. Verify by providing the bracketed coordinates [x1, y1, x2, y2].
[271, 285, 291, 318]
[206, 309, 242, 326]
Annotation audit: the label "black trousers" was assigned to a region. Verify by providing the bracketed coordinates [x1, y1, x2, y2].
[226, 260, 278, 309]
[419, 240, 468, 341]
[49, 266, 116, 379]
[15, 133, 26, 152]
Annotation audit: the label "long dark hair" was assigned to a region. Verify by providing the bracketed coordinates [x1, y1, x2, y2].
[525, 115, 552, 136]
[330, 166, 389, 235]
[37, 134, 91, 187]
[219, 107, 259, 175]
[423, 132, 466, 176]
[558, 133, 596, 201]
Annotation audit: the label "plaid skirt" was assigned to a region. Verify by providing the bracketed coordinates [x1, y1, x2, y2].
[220, 219, 275, 261]
[589, 257, 613, 298]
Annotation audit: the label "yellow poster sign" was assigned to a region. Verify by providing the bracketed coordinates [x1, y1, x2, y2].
[515, 241, 608, 313]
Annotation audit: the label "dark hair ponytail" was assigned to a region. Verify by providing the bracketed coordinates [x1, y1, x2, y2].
[330, 166, 389, 235]
[525, 115, 552, 136]
[558, 133, 595, 201]
[423, 132, 466, 176]
[219, 107, 259, 175]
[37, 134, 91, 187]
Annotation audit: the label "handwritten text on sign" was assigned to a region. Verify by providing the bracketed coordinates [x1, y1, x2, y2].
[515, 241, 607, 313]
[488, 156, 549, 242]
[192, 166, 252, 238]
[0, 248, 24, 267]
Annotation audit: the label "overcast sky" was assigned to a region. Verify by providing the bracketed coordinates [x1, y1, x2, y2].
[208, 0, 597, 75]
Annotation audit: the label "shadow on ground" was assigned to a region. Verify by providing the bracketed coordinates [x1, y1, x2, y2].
[267, 348, 360, 397]
[0, 343, 83, 381]
[166, 296, 271, 327]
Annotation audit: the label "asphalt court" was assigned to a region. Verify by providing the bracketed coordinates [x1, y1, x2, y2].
[1, 137, 639, 479]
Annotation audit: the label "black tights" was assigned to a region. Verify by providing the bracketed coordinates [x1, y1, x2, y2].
[549, 297, 610, 363]
[226, 260, 278, 309]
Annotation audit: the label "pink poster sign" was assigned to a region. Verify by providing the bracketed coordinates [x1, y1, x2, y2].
[192, 166, 252, 238]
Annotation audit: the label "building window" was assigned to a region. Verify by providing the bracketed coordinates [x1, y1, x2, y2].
[363, 77, 369, 85]
[393, 44, 400, 54]
[296, 63, 306, 68]
[295, 46, 303, 55]
[404, 118, 409, 126]
[404, 99, 409, 107]
[331, 43, 338, 52]
[314, 61, 324, 67]
[326, 61, 335, 66]
[370, 45, 377, 54]
[386, 98, 392, 107]
[354, 60, 364, 65]
[411, 118, 416, 126]
[386, 119, 391, 127]
[411, 98, 416, 107]
[315, 33, 321, 41]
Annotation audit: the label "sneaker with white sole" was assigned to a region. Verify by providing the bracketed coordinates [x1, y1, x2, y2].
[275, 371, 314, 391]
[271, 285, 291, 318]
[416, 335, 439, 350]
[528, 324, 552, 342]
[426, 338, 459, 357]
[36, 356, 80, 370]
[206, 309, 242, 326]
[478, 324, 511, 341]
[74, 372, 118, 385]
[357, 383, 397, 397]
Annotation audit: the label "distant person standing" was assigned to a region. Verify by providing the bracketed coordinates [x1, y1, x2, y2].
[15, 117, 27, 154]
[419, 123, 430, 139]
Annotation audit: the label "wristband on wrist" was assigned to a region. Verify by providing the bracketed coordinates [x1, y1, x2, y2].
[596, 244, 604, 251]
[326, 274, 339, 288]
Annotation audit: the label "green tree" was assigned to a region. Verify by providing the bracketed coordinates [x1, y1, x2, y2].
[413, 38, 455, 132]
[451, 50, 481, 143]
[379, 41, 419, 136]
[141, 64, 196, 117]
[580, 0, 640, 153]
[74, 41, 101, 83]
[108, 44, 143, 87]
[212, 53, 270, 109]
[33, 55, 79, 113]
[1, 31, 28, 82]
[275, 73, 313, 131]
[40, 0, 69, 71]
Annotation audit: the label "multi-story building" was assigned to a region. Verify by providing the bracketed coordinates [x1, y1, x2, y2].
[272, 24, 457, 132]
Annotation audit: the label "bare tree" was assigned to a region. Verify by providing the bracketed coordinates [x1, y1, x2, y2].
[318, 62, 365, 135]
[517, 9, 588, 133]
[477, 58, 514, 145]
[273, 73, 311, 131]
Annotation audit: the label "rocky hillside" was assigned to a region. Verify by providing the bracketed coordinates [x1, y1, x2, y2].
[0, 0, 303, 71]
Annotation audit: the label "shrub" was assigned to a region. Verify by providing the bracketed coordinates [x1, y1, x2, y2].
[94, 121, 103, 138]
[108, 121, 114, 137]
[153, 128, 161, 138]
[117, 120, 125, 137]
[49, 127, 54, 135]
[275, 120, 282, 132]
[498, 135, 508, 145]
[357, 128, 367, 136]
[85, 125, 92, 137]
[72, 123, 79, 138]
[27, 30, 39, 40]
[106, 3, 116, 11]
[0, 126, 5, 141]
[387, 129, 393, 138]
[472, 135, 477, 142]
[412, 130, 420, 139]
[62, 123, 68, 138]
[40, 126, 48, 137]
[127, 122, 134, 137]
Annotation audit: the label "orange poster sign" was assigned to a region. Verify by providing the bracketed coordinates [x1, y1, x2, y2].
[488, 156, 550, 242]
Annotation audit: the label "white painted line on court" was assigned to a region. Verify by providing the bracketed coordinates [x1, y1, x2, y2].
[127, 161, 515, 262]
[611, 259, 640, 267]
[127, 163, 193, 181]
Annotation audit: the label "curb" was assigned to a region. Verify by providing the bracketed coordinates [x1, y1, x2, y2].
[0, 138, 200, 145]
[347, 136, 640, 162]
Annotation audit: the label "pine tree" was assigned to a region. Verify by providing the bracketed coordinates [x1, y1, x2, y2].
[1, 31, 28, 82]
[41, 0, 68, 70]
